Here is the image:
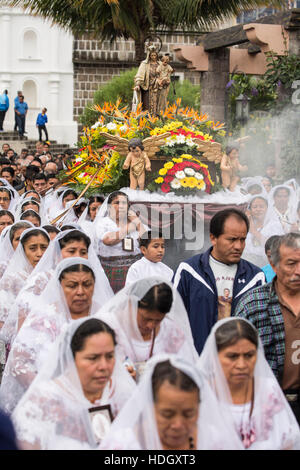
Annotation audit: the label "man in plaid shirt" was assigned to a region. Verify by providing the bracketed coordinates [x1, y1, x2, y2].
[234, 233, 300, 424]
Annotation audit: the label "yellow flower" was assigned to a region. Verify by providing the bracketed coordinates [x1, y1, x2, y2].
[159, 168, 168, 176]
[155, 177, 164, 184]
[172, 157, 183, 163]
[187, 177, 197, 188]
[164, 162, 174, 169]
[196, 180, 205, 190]
[180, 178, 189, 187]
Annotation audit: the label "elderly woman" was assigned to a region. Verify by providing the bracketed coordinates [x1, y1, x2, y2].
[12, 317, 136, 450]
[94, 191, 147, 293]
[96, 277, 198, 381]
[100, 355, 242, 450]
[0, 258, 107, 415]
[198, 318, 300, 450]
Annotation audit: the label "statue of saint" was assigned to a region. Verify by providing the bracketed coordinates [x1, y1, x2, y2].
[156, 55, 173, 114]
[134, 45, 161, 115]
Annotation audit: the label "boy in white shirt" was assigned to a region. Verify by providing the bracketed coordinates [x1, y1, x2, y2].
[125, 231, 173, 285]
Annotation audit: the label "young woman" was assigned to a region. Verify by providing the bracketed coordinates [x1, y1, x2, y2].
[94, 191, 147, 293]
[0, 209, 14, 235]
[0, 227, 50, 329]
[12, 317, 135, 449]
[0, 222, 32, 280]
[198, 318, 300, 450]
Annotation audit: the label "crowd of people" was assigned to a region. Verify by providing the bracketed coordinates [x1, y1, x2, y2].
[0, 139, 299, 451]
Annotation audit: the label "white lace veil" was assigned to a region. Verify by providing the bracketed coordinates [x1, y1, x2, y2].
[100, 353, 243, 450]
[12, 316, 136, 450]
[95, 277, 198, 363]
[0, 178, 20, 210]
[0, 221, 33, 264]
[197, 317, 300, 450]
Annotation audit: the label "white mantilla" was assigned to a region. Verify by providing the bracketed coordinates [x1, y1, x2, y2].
[0, 6, 77, 146]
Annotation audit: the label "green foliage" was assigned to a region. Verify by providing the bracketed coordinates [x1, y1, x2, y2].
[168, 80, 201, 110]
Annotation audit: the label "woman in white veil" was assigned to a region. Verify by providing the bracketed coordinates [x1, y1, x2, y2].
[100, 354, 243, 450]
[12, 316, 136, 450]
[0, 221, 33, 280]
[243, 195, 284, 267]
[0, 227, 50, 329]
[197, 317, 300, 450]
[0, 178, 20, 210]
[267, 184, 298, 233]
[45, 188, 78, 225]
[1, 228, 113, 344]
[96, 277, 198, 381]
[0, 257, 106, 415]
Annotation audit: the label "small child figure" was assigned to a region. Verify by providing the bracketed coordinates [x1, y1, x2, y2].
[220, 145, 248, 192]
[123, 138, 151, 190]
[125, 231, 174, 285]
[156, 55, 173, 114]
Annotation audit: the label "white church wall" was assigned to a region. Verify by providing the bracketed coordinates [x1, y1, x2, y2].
[0, 6, 77, 146]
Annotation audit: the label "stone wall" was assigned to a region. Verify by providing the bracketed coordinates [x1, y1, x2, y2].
[73, 33, 202, 123]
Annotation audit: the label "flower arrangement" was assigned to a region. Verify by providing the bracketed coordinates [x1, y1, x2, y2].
[60, 99, 225, 195]
[149, 154, 215, 195]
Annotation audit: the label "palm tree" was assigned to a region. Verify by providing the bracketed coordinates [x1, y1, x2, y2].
[9, 0, 286, 61]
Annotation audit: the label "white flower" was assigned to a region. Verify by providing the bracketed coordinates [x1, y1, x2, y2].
[165, 137, 175, 147]
[106, 122, 117, 130]
[184, 168, 195, 176]
[176, 134, 186, 144]
[119, 125, 128, 132]
[170, 179, 181, 189]
[175, 171, 185, 179]
[91, 121, 101, 129]
[195, 172, 204, 180]
[186, 138, 196, 147]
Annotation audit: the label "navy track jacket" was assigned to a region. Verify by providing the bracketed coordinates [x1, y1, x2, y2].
[173, 248, 265, 354]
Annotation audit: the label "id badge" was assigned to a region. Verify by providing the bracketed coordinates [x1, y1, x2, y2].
[122, 237, 134, 252]
[88, 404, 113, 444]
[135, 361, 148, 382]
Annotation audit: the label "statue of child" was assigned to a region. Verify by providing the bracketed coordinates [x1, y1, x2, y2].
[156, 55, 173, 114]
[123, 138, 151, 190]
[220, 145, 248, 192]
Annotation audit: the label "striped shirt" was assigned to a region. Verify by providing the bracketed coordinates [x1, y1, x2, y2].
[233, 279, 285, 383]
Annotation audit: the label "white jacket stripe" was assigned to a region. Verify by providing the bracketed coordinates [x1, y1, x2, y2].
[173, 262, 214, 294]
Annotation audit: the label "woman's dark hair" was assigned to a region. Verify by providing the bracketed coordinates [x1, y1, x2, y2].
[152, 360, 200, 403]
[139, 230, 164, 248]
[42, 225, 60, 235]
[210, 209, 249, 238]
[107, 191, 129, 206]
[247, 184, 262, 194]
[88, 195, 104, 215]
[21, 200, 40, 212]
[215, 319, 258, 352]
[0, 187, 11, 200]
[249, 196, 268, 210]
[9, 222, 32, 243]
[24, 190, 40, 200]
[0, 210, 14, 222]
[58, 230, 91, 249]
[59, 263, 95, 282]
[138, 282, 172, 314]
[71, 318, 117, 357]
[20, 228, 50, 247]
[128, 138, 144, 151]
[20, 210, 41, 224]
[62, 189, 77, 201]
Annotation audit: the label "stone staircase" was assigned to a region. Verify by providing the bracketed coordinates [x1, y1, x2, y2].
[0, 131, 77, 155]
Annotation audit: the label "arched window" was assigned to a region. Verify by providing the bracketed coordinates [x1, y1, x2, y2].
[23, 30, 38, 59]
[23, 80, 37, 108]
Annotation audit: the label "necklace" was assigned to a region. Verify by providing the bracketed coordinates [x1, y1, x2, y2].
[238, 379, 255, 449]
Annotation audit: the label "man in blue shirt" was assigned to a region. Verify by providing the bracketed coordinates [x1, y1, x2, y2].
[14, 90, 23, 132]
[14, 95, 28, 139]
[0, 90, 9, 132]
[36, 107, 48, 142]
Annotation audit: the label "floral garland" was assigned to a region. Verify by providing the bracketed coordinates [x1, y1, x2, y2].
[150, 154, 214, 195]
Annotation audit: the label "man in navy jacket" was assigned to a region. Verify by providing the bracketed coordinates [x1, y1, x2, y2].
[173, 209, 265, 354]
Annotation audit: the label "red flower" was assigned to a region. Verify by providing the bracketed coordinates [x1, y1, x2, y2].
[161, 183, 170, 193]
[164, 175, 174, 183]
